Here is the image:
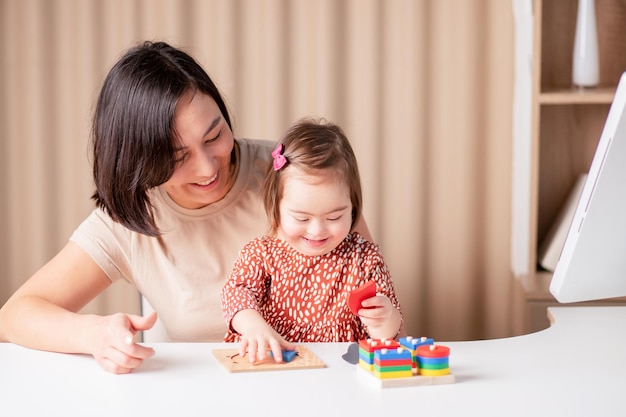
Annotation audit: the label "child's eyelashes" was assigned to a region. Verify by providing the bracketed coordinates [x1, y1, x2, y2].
[293, 216, 343, 222]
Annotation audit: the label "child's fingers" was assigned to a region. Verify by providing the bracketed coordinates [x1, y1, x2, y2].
[269, 339, 283, 362]
[239, 339, 249, 359]
[361, 294, 390, 308]
[255, 341, 268, 363]
[246, 339, 259, 363]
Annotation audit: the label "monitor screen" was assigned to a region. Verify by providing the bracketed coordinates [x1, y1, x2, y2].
[550, 71, 626, 303]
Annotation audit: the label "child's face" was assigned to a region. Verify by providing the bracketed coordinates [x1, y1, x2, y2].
[277, 170, 353, 256]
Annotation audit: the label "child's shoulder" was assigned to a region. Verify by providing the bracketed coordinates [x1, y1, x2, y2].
[348, 231, 377, 246]
[242, 235, 283, 252]
[343, 232, 383, 255]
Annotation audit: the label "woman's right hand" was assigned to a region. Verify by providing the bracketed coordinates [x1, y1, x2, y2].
[0, 242, 157, 374]
[90, 312, 158, 374]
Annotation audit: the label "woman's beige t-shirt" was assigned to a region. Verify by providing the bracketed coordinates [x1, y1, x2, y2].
[70, 138, 274, 341]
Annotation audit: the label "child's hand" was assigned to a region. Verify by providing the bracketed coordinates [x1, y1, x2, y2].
[239, 325, 296, 364]
[358, 294, 402, 339]
[231, 309, 297, 363]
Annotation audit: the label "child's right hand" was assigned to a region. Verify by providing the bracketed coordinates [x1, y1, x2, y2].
[231, 309, 297, 363]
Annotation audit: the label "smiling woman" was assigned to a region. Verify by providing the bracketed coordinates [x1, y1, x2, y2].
[0, 41, 284, 374]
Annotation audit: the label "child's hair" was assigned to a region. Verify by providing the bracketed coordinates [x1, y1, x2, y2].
[263, 118, 363, 235]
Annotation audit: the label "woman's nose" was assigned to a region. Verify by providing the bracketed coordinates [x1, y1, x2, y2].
[190, 149, 217, 176]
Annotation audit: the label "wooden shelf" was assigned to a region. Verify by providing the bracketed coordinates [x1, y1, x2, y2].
[517, 0, 626, 334]
[527, 0, 626, 293]
[539, 87, 615, 104]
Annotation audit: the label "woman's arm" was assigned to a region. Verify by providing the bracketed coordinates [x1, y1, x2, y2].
[0, 241, 156, 374]
[354, 216, 373, 242]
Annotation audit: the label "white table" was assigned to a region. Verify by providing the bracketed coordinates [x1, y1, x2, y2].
[1, 307, 625, 416]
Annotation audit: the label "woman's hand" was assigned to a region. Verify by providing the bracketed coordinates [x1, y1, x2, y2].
[89, 312, 158, 374]
[358, 295, 402, 340]
[0, 242, 159, 375]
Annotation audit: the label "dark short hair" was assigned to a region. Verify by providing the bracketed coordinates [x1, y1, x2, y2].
[263, 118, 363, 235]
[91, 41, 232, 236]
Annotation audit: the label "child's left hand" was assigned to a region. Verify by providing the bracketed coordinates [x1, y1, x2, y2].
[358, 294, 402, 339]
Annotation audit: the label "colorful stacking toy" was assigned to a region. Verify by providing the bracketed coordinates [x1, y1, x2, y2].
[416, 344, 451, 376]
[373, 347, 413, 379]
[357, 336, 454, 388]
[399, 336, 434, 370]
[358, 338, 400, 371]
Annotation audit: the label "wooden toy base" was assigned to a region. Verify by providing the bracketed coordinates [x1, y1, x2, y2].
[356, 364, 455, 388]
[213, 345, 326, 373]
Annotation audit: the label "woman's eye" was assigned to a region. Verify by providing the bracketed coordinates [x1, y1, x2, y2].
[174, 152, 188, 166]
[205, 129, 221, 144]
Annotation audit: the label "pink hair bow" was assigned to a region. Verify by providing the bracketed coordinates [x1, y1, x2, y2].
[272, 143, 287, 171]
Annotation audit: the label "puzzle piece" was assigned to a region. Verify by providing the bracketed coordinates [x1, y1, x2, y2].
[348, 280, 377, 315]
[270, 349, 298, 363]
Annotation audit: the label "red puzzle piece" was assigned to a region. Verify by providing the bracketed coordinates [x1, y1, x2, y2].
[348, 280, 377, 315]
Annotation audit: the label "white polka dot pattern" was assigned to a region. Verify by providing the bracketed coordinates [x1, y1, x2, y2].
[221, 232, 402, 342]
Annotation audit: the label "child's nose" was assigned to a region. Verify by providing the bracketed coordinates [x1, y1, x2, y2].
[307, 219, 325, 236]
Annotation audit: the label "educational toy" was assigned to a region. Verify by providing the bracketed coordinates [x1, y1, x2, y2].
[213, 345, 326, 373]
[416, 344, 451, 376]
[269, 349, 298, 363]
[348, 280, 377, 315]
[399, 336, 434, 369]
[358, 338, 401, 371]
[357, 336, 455, 388]
[373, 347, 413, 379]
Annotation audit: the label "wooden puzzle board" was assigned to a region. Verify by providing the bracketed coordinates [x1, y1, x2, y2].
[212, 345, 326, 373]
[356, 364, 455, 388]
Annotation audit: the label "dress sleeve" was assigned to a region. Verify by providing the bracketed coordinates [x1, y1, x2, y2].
[220, 238, 271, 332]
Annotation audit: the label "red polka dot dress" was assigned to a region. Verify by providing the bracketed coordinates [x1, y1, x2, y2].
[221, 232, 402, 342]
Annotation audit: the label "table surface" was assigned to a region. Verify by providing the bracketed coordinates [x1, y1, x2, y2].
[1, 306, 625, 417]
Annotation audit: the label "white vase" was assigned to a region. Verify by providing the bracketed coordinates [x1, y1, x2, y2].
[572, 0, 599, 87]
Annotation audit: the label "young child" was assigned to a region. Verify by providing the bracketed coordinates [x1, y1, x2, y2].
[220, 118, 403, 363]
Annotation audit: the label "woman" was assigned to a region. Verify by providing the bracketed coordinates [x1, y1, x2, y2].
[0, 41, 371, 374]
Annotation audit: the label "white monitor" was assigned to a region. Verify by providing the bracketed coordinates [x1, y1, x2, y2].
[550, 71, 626, 303]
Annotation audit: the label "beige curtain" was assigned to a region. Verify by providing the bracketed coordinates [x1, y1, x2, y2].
[0, 0, 515, 341]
